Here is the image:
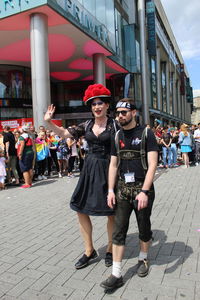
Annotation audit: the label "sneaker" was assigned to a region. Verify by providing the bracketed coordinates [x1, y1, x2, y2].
[37, 175, 43, 180]
[137, 259, 149, 277]
[42, 175, 47, 180]
[100, 274, 123, 291]
[58, 172, 62, 178]
[20, 184, 31, 189]
[195, 162, 199, 166]
[105, 252, 113, 267]
[75, 249, 98, 269]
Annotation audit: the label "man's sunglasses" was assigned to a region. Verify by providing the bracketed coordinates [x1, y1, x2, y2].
[115, 110, 130, 116]
[91, 101, 104, 107]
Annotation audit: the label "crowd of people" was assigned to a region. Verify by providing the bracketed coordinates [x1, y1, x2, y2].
[1, 120, 200, 191]
[0, 124, 87, 190]
[1, 83, 200, 293]
[152, 122, 200, 169]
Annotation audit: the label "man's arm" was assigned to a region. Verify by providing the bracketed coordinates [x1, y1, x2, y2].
[5, 141, 10, 159]
[136, 151, 158, 210]
[18, 140, 25, 160]
[107, 155, 118, 209]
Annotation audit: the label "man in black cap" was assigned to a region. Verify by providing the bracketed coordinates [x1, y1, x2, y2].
[100, 98, 159, 291]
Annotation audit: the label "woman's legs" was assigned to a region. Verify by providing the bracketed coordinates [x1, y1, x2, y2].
[77, 212, 94, 256]
[107, 215, 115, 253]
[183, 153, 189, 167]
[23, 171, 31, 185]
[77, 213, 114, 254]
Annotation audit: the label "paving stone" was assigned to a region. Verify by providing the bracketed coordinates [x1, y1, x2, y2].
[0, 167, 199, 299]
[6, 277, 36, 297]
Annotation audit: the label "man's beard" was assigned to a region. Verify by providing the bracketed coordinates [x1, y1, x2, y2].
[119, 116, 133, 127]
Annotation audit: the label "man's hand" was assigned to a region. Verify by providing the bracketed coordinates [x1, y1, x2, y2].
[107, 191, 116, 209]
[44, 104, 55, 122]
[135, 192, 148, 210]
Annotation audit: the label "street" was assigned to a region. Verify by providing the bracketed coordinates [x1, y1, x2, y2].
[0, 165, 200, 300]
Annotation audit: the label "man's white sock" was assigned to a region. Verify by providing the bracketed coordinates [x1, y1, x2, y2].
[138, 251, 147, 261]
[112, 261, 122, 278]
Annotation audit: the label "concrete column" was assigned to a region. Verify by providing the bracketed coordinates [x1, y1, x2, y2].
[93, 53, 105, 86]
[166, 61, 170, 114]
[156, 47, 161, 111]
[138, 0, 150, 125]
[30, 13, 51, 130]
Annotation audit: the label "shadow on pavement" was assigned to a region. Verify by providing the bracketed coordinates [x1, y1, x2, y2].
[32, 179, 57, 187]
[100, 229, 193, 284]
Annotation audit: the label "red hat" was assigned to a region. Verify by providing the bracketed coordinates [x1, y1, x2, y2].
[83, 84, 111, 104]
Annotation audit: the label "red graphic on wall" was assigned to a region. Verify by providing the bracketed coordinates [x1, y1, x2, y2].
[0, 118, 62, 131]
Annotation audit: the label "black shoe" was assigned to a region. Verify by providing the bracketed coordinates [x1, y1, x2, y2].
[100, 274, 123, 291]
[75, 250, 98, 269]
[105, 252, 113, 267]
[137, 259, 149, 277]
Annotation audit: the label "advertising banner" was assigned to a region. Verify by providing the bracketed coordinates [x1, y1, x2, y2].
[0, 118, 62, 131]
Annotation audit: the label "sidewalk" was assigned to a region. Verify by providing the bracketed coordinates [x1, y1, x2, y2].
[0, 165, 200, 300]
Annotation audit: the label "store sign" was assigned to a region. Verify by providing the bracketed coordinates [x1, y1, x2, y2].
[0, 118, 62, 131]
[146, 0, 156, 56]
[55, 0, 109, 45]
[0, 118, 33, 131]
[0, 0, 46, 18]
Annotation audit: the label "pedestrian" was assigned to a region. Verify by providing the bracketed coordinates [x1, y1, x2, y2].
[161, 126, 172, 168]
[0, 147, 8, 190]
[35, 131, 50, 180]
[170, 128, 179, 167]
[18, 125, 35, 188]
[66, 136, 78, 177]
[179, 124, 192, 168]
[44, 83, 119, 269]
[2, 125, 20, 184]
[46, 130, 60, 177]
[57, 137, 69, 178]
[100, 98, 158, 291]
[193, 122, 200, 166]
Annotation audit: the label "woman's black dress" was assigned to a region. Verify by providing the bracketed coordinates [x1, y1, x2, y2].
[68, 118, 118, 216]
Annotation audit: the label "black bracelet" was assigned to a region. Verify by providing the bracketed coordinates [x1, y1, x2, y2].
[141, 189, 149, 196]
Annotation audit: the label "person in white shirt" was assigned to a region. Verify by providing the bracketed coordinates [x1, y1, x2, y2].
[193, 122, 200, 166]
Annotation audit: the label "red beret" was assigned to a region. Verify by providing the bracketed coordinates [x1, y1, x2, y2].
[83, 84, 111, 104]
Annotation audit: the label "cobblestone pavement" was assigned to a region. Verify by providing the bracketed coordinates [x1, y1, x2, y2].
[0, 165, 200, 300]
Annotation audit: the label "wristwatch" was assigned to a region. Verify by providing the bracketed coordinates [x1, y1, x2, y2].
[141, 189, 149, 196]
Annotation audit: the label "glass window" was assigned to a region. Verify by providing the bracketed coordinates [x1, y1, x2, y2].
[169, 72, 174, 115]
[105, 0, 115, 49]
[95, 0, 106, 25]
[0, 65, 31, 99]
[150, 58, 157, 109]
[161, 62, 167, 113]
[82, 0, 95, 15]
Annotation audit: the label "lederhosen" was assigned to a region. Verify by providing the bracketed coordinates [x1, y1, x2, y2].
[112, 128, 155, 245]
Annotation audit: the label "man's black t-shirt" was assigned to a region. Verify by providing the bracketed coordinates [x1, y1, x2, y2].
[3, 132, 17, 156]
[111, 125, 159, 180]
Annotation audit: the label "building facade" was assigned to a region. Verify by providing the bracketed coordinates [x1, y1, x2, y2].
[191, 97, 200, 125]
[0, 0, 193, 129]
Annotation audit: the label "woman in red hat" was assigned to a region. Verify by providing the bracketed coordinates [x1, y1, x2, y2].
[44, 84, 119, 269]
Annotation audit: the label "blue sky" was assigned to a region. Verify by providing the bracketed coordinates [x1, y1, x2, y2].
[160, 0, 200, 97]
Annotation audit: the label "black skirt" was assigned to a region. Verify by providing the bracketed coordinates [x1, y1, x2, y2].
[70, 154, 114, 216]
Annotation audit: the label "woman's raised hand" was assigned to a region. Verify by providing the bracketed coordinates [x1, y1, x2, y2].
[44, 104, 55, 122]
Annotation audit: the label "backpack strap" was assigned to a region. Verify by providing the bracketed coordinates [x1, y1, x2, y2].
[113, 119, 118, 134]
[140, 127, 148, 171]
[84, 119, 92, 132]
[115, 129, 121, 169]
